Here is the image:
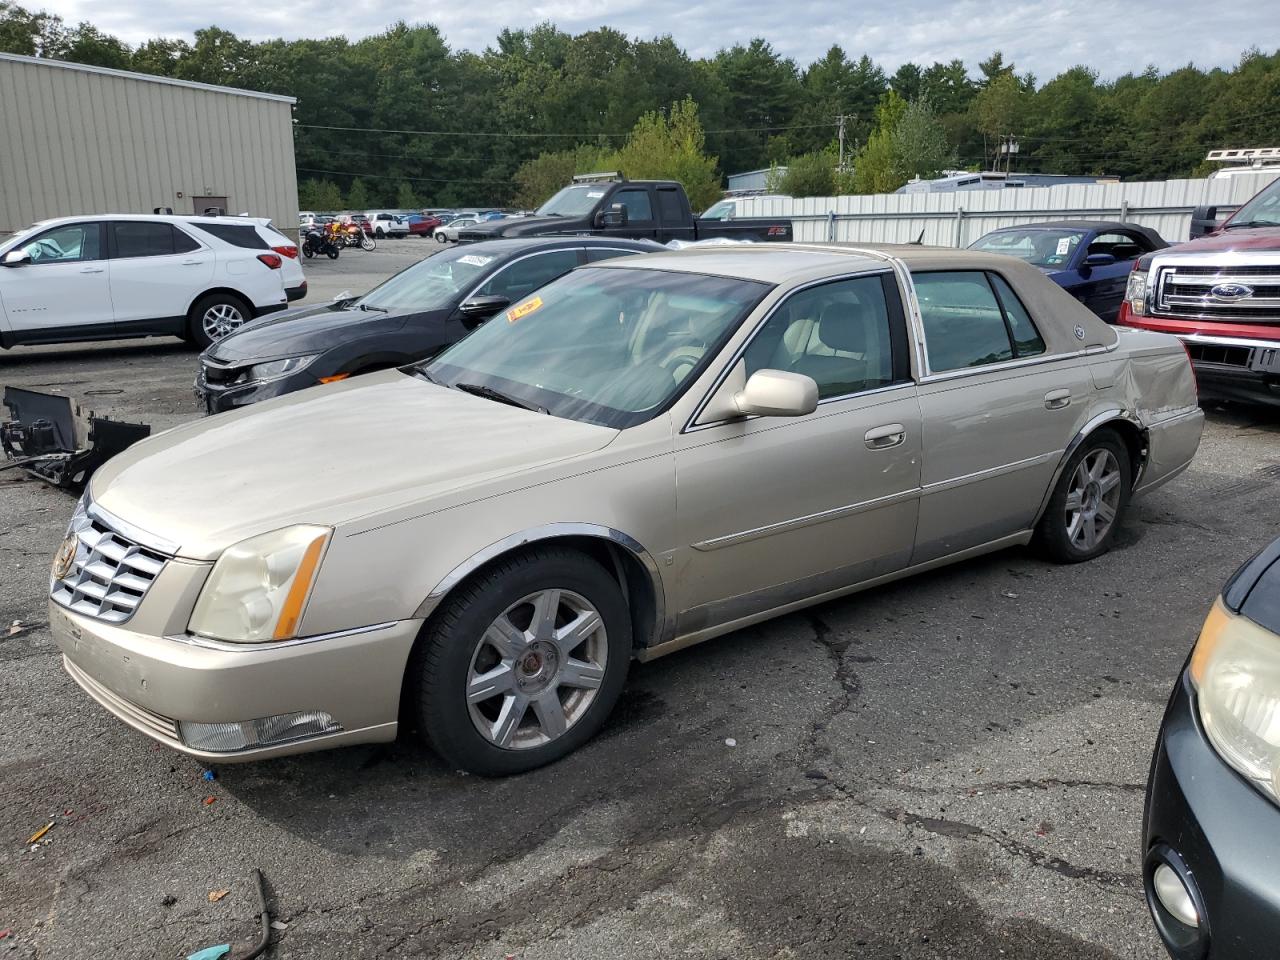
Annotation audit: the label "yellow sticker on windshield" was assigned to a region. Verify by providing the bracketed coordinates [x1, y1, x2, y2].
[506, 296, 543, 323]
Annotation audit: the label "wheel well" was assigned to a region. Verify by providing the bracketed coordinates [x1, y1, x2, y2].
[186, 287, 253, 321]
[417, 536, 659, 653]
[1092, 419, 1148, 484]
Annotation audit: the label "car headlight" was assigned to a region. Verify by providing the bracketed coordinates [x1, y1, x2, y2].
[248, 354, 318, 382]
[1124, 267, 1148, 316]
[1190, 598, 1280, 801]
[188, 525, 330, 643]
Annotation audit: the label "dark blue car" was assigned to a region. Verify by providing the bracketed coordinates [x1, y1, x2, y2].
[969, 220, 1167, 324]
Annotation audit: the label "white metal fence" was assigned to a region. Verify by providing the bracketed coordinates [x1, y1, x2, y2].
[736, 170, 1280, 247]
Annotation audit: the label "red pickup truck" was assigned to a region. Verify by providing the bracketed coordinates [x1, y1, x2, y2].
[1119, 174, 1280, 405]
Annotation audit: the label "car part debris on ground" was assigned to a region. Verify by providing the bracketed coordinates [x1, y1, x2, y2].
[189, 869, 274, 960]
[1, 386, 149, 490]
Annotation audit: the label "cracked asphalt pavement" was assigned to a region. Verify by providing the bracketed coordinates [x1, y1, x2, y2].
[2, 247, 1277, 957]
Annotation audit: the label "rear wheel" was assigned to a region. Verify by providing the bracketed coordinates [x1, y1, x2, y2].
[408, 548, 631, 776]
[188, 293, 251, 349]
[1034, 431, 1131, 563]
[375, 228, 385, 239]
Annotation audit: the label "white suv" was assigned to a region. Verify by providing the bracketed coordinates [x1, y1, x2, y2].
[0, 214, 307, 350]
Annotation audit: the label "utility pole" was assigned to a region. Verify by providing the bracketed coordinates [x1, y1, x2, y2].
[836, 114, 849, 170]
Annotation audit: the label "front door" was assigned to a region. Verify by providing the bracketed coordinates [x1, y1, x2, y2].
[607, 187, 658, 241]
[910, 269, 1093, 562]
[0, 222, 112, 341]
[673, 272, 921, 636]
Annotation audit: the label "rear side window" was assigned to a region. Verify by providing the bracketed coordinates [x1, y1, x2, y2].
[193, 222, 269, 249]
[914, 271, 1045, 372]
[113, 222, 177, 258]
[173, 228, 201, 253]
[657, 189, 684, 224]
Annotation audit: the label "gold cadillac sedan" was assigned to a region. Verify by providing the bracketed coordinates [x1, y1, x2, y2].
[49, 245, 1203, 775]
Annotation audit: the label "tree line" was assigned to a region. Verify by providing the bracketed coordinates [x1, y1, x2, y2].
[2, 2, 1278, 210]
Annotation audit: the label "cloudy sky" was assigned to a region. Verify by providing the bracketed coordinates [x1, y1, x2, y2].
[34, 0, 1266, 77]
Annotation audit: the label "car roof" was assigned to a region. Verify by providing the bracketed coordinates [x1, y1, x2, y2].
[980, 219, 1162, 237]
[28, 213, 274, 229]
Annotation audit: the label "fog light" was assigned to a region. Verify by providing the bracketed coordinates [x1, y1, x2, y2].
[1153, 862, 1200, 928]
[180, 710, 341, 752]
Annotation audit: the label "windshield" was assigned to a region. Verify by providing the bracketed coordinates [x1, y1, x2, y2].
[1228, 178, 1280, 227]
[536, 185, 609, 218]
[357, 246, 503, 313]
[701, 200, 735, 220]
[424, 266, 770, 428]
[970, 228, 1087, 268]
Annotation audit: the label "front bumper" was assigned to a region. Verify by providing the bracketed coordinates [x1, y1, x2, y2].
[50, 600, 419, 761]
[1122, 318, 1280, 406]
[1144, 671, 1280, 958]
[194, 368, 314, 414]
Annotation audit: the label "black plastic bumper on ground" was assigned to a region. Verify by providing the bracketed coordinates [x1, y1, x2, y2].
[1144, 671, 1280, 958]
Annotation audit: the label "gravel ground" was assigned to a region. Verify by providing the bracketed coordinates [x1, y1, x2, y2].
[1, 247, 1276, 959]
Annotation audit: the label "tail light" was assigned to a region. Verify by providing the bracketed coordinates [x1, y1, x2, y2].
[271, 244, 299, 259]
[256, 253, 282, 270]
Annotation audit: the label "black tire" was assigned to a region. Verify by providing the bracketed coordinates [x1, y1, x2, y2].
[1033, 430, 1132, 564]
[375, 228, 385, 239]
[187, 292, 252, 350]
[302, 245, 314, 259]
[326, 246, 339, 260]
[409, 548, 632, 776]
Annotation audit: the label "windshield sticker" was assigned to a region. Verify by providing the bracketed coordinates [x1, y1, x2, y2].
[507, 296, 544, 323]
[457, 254, 493, 267]
[1055, 237, 1073, 256]
[586, 191, 605, 198]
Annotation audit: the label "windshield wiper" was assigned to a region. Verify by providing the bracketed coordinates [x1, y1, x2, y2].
[358, 303, 388, 312]
[1223, 220, 1279, 230]
[454, 382, 546, 413]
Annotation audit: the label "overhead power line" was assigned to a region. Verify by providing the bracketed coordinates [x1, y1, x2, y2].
[296, 167, 517, 186]
[295, 121, 837, 138]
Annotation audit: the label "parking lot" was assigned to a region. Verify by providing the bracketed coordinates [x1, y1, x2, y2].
[1, 245, 1277, 960]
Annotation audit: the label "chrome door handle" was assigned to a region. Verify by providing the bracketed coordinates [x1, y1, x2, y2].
[79, 266, 105, 274]
[864, 423, 905, 449]
[1044, 389, 1071, 410]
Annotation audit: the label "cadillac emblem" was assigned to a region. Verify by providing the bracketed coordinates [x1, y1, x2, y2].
[52, 535, 78, 580]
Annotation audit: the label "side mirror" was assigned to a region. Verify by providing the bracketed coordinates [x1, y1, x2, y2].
[595, 203, 628, 228]
[734, 370, 818, 418]
[2, 249, 30, 267]
[1189, 205, 1223, 239]
[459, 295, 511, 324]
[1083, 252, 1117, 267]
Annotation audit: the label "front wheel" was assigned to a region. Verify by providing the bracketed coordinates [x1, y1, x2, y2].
[409, 548, 632, 776]
[326, 245, 339, 260]
[360, 233, 375, 251]
[1033, 431, 1131, 563]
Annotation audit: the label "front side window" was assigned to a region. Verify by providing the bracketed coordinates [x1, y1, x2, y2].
[743, 274, 902, 400]
[615, 189, 653, 223]
[113, 222, 177, 258]
[1088, 232, 1146, 261]
[18, 223, 100, 264]
[358, 245, 507, 313]
[425, 266, 770, 428]
[475, 250, 581, 301]
[914, 270, 1045, 373]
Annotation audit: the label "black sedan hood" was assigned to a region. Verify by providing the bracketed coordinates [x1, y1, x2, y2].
[207, 306, 443, 363]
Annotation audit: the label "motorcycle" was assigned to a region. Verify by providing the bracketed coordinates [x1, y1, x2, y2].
[301, 227, 339, 260]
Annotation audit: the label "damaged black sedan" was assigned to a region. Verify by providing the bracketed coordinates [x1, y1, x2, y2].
[194, 237, 659, 413]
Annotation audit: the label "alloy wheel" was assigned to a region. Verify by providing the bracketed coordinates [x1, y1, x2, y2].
[466, 588, 607, 750]
[201, 302, 245, 341]
[1064, 448, 1122, 551]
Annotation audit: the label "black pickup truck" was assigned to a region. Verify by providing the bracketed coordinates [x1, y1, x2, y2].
[458, 174, 793, 244]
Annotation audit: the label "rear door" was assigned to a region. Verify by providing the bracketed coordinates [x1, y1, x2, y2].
[655, 186, 695, 244]
[910, 269, 1093, 562]
[0, 222, 111, 340]
[107, 221, 212, 331]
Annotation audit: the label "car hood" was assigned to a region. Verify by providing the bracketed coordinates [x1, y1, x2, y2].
[462, 216, 574, 239]
[1174, 225, 1280, 253]
[90, 371, 617, 560]
[205, 307, 440, 363]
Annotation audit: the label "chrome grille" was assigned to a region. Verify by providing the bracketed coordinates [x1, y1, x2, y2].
[50, 502, 169, 623]
[1156, 264, 1280, 320]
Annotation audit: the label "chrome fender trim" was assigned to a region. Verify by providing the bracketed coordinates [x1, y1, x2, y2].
[1030, 409, 1147, 530]
[412, 523, 669, 647]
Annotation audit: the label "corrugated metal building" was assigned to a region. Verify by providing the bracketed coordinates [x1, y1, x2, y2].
[0, 53, 298, 234]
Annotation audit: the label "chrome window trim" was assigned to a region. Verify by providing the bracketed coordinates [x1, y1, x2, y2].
[682, 266, 907, 433]
[168, 620, 400, 652]
[916, 347, 1093, 385]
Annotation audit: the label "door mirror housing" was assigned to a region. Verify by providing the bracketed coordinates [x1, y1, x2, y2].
[459, 295, 511, 324]
[1083, 252, 1117, 267]
[595, 203, 628, 228]
[1189, 205, 1223, 239]
[734, 369, 819, 418]
[1, 249, 30, 267]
